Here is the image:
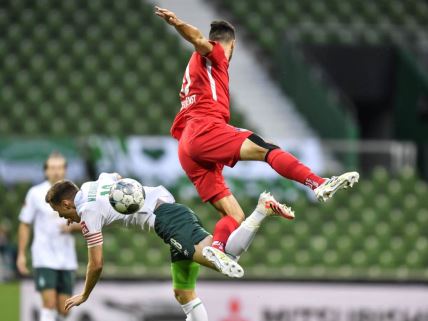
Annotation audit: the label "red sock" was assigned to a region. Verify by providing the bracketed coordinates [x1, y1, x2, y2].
[266, 149, 325, 190]
[212, 215, 240, 252]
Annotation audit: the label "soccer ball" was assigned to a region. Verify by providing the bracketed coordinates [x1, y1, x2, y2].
[109, 178, 145, 214]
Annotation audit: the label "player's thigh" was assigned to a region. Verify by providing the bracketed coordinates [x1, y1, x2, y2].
[155, 203, 211, 261]
[40, 289, 57, 309]
[186, 122, 253, 167]
[180, 148, 232, 203]
[211, 194, 245, 223]
[171, 260, 200, 301]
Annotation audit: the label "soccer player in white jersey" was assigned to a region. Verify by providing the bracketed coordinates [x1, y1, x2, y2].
[45, 172, 294, 321]
[17, 152, 80, 321]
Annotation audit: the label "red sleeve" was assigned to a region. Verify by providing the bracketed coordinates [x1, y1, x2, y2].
[204, 41, 228, 66]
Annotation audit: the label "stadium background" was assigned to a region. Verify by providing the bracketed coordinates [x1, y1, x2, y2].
[0, 0, 427, 320]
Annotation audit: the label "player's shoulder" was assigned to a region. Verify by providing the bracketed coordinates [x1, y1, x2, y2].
[98, 172, 120, 182]
[27, 181, 50, 196]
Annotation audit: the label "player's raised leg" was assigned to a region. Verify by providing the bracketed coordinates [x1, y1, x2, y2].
[224, 192, 294, 259]
[171, 261, 209, 321]
[178, 143, 247, 253]
[240, 134, 359, 201]
[202, 192, 294, 267]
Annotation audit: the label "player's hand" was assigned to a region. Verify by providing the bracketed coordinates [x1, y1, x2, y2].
[154, 6, 180, 26]
[65, 293, 87, 311]
[16, 254, 30, 276]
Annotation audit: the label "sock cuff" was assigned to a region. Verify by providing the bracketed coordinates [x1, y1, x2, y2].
[265, 148, 280, 163]
[223, 215, 240, 229]
[181, 297, 202, 315]
[41, 308, 57, 321]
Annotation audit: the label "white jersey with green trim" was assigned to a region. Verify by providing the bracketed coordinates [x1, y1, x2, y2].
[74, 173, 175, 248]
[19, 181, 78, 270]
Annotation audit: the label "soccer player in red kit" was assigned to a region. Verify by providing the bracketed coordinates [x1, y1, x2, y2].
[155, 7, 359, 262]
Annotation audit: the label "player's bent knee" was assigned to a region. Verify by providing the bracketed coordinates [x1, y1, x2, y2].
[242, 134, 279, 161]
[42, 299, 57, 310]
[173, 289, 197, 305]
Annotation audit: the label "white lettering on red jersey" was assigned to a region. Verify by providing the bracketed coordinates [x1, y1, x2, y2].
[171, 41, 230, 139]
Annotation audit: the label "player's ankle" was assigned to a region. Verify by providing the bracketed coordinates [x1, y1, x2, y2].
[305, 175, 326, 190]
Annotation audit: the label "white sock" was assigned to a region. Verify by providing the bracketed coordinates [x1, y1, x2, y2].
[181, 298, 208, 321]
[225, 209, 267, 258]
[40, 308, 57, 321]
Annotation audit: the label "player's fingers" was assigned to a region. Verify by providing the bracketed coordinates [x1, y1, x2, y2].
[65, 300, 75, 311]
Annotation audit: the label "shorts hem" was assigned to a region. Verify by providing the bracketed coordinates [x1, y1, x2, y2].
[208, 189, 232, 203]
[230, 130, 253, 167]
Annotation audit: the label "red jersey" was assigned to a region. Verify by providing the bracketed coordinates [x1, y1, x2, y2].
[170, 41, 230, 140]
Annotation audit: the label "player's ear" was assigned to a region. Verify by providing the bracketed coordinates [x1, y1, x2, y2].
[62, 199, 72, 209]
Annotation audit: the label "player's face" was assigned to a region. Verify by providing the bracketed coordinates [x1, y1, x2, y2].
[50, 200, 80, 223]
[45, 158, 67, 184]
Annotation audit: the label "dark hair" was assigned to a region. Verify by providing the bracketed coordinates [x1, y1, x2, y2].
[209, 20, 235, 43]
[45, 180, 79, 205]
[44, 151, 67, 171]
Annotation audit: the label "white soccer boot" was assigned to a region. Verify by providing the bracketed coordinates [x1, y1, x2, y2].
[202, 246, 244, 278]
[314, 171, 360, 202]
[256, 191, 295, 219]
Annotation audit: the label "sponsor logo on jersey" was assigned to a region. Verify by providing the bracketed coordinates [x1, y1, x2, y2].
[80, 221, 89, 235]
[181, 94, 196, 109]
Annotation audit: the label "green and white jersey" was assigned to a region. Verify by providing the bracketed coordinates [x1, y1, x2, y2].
[74, 172, 175, 248]
[19, 181, 78, 270]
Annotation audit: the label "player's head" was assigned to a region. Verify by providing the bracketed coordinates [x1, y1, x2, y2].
[45, 179, 81, 223]
[209, 20, 235, 61]
[44, 151, 67, 184]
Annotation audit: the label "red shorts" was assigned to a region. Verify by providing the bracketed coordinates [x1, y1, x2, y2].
[178, 118, 253, 203]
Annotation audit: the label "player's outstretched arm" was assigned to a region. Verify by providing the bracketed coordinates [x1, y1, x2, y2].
[155, 6, 213, 55]
[65, 245, 104, 311]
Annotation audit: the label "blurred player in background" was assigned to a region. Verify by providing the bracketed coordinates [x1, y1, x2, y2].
[155, 6, 359, 260]
[16, 152, 80, 321]
[44, 172, 293, 321]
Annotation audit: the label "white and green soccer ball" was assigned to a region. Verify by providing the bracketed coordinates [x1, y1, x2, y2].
[109, 178, 145, 214]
